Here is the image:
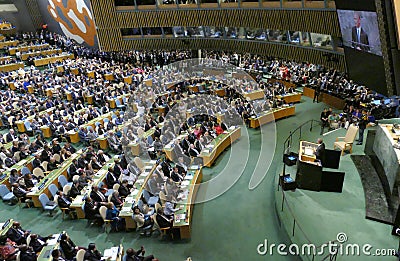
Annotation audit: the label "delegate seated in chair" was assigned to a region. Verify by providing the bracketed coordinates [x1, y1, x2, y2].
[105, 202, 125, 232]
[84, 197, 104, 225]
[125, 247, 155, 261]
[132, 206, 154, 236]
[107, 131, 122, 154]
[56, 191, 73, 214]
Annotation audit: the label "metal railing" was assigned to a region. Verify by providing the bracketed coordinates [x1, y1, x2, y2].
[276, 119, 340, 261]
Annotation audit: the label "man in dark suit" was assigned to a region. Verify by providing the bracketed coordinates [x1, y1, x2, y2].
[118, 180, 130, 198]
[28, 234, 46, 253]
[18, 245, 37, 261]
[125, 247, 155, 261]
[57, 191, 72, 213]
[320, 108, 330, 135]
[5, 129, 17, 143]
[170, 167, 184, 183]
[351, 11, 370, 51]
[59, 234, 78, 260]
[105, 168, 118, 188]
[12, 183, 29, 202]
[315, 138, 326, 165]
[68, 159, 79, 179]
[188, 144, 200, 157]
[68, 181, 81, 199]
[90, 185, 107, 204]
[113, 160, 123, 179]
[6, 222, 28, 245]
[84, 197, 103, 225]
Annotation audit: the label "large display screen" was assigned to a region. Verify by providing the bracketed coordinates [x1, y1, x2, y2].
[337, 10, 382, 56]
[393, 0, 400, 49]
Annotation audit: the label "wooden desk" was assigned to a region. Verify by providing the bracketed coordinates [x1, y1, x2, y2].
[87, 71, 95, 78]
[27, 150, 83, 207]
[200, 127, 241, 167]
[69, 112, 114, 143]
[33, 53, 74, 67]
[0, 219, 13, 236]
[249, 106, 296, 128]
[105, 74, 114, 81]
[0, 40, 18, 48]
[108, 99, 116, 109]
[303, 87, 345, 109]
[98, 137, 108, 150]
[86, 95, 94, 104]
[66, 92, 73, 101]
[242, 90, 264, 101]
[0, 156, 35, 188]
[124, 76, 132, 84]
[71, 68, 79, 75]
[41, 126, 51, 138]
[0, 62, 24, 72]
[277, 93, 302, 104]
[268, 78, 297, 89]
[21, 49, 61, 60]
[303, 86, 315, 98]
[0, 56, 11, 62]
[173, 166, 202, 239]
[9, 44, 49, 55]
[69, 131, 80, 143]
[119, 162, 157, 229]
[17, 120, 25, 132]
[214, 88, 226, 97]
[57, 65, 64, 73]
[144, 79, 152, 87]
[37, 233, 62, 261]
[70, 158, 115, 219]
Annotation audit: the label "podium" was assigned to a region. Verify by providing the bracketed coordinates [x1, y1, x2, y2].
[295, 141, 343, 192]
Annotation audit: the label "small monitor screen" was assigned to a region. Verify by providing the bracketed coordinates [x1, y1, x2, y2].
[284, 176, 294, 183]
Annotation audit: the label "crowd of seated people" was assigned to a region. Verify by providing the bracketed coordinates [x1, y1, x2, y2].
[202, 50, 399, 119]
[0, 28, 397, 247]
[0, 220, 159, 261]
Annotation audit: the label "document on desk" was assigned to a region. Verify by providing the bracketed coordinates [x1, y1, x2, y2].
[103, 247, 119, 260]
[46, 234, 60, 246]
[121, 207, 131, 212]
[175, 214, 186, 222]
[190, 165, 199, 170]
[304, 148, 314, 156]
[184, 174, 193, 180]
[125, 197, 135, 203]
[181, 180, 190, 186]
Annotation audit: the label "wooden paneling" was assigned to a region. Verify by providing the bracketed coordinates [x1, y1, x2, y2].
[25, 0, 44, 29]
[115, 9, 340, 36]
[91, 0, 343, 70]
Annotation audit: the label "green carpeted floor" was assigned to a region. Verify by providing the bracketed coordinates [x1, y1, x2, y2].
[0, 95, 397, 261]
